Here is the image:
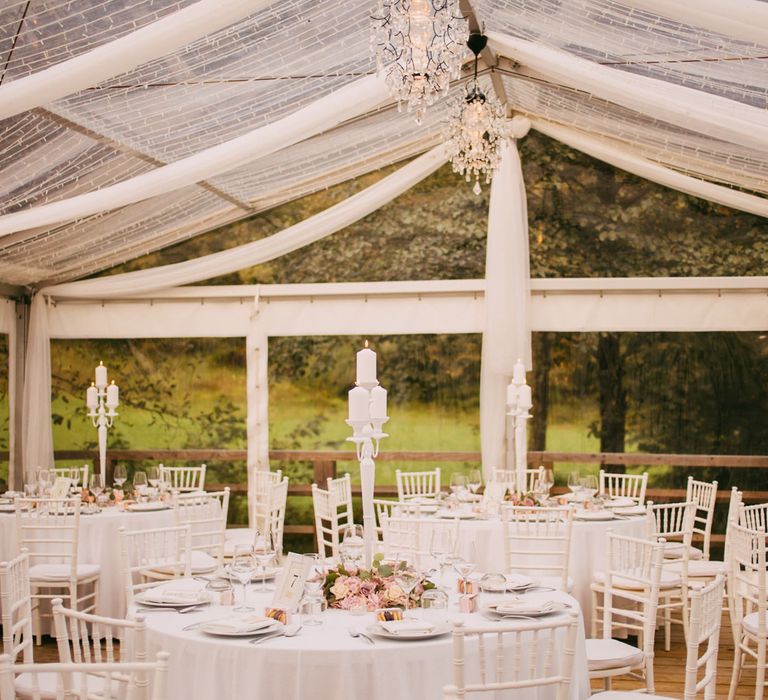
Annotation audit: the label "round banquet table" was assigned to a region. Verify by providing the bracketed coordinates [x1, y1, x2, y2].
[140, 583, 590, 700]
[417, 509, 646, 627]
[0, 505, 177, 620]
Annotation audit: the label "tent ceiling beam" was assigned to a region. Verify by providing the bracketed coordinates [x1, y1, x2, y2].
[35, 108, 255, 215]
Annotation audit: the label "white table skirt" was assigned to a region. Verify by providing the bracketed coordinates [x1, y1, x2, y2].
[0, 506, 176, 620]
[419, 512, 646, 627]
[141, 587, 590, 700]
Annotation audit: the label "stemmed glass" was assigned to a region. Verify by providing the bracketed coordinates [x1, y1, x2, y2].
[302, 554, 326, 626]
[452, 556, 476, 593]
[254, 532, 276, 592]
[132, 471, 148, 501]
[450, 473, 468, 496]
[339, 524, 365, 570]
[467, 469, 482, 495]
[581, 474, 599, 501]
[229, 544, 257, 612]
[113, 465, 127, 489]
[36, 469, 51, 497]
[539, 467, 554, 498]
[394, 568, 421, 617]
[429, 529, 455, 585]
[147, 466, 160, 498]
[567, 471, 583, 500]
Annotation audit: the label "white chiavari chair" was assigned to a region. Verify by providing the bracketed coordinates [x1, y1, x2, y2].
[327, 473, 354, 530]
[15, 497, 100, 644]
[740, 501, 768, 531]
[491, 468, 539, 493]
[588, 533, 665, 693]
[118, 526, 191, 607]
[0, 652, 171, 700]
[159, 464, 206, 492]
[380, 515, 460, 569]
[443, 611, 580, 700]
[685, 477, 718, 560]
[599, 470, 648, 505]
[51, 465, 89, 489]
[501, 505, 574, 591]
[728, 523, 768, 700]
[0, 551, 33, 664]
[592, 574, 725, 700]
[395, 468, 441, 500]
[645, 500, 696, 649]
[226, 469, 284, 553]
[266, 477, 288, 558]
[171, 488, 230, 573]
[312, 485, 341, 561]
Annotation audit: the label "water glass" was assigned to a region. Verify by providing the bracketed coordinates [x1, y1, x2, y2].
[229, 544, 257, 612]
[581, 474, 598, 501]
[467, 469, 482, 495]
[567, 471, 582, 499]
[340, 524, 365, 570]
[113, 465, 127, 488]
[254, 533, 276, 592]
[394, 569, 421, 616]
[133, 471, 148, 501]
[302, 554, 326, 626]
[147, 466, 160, 488]
[420, 588, 449, 622]
[450, 473, 468, 496]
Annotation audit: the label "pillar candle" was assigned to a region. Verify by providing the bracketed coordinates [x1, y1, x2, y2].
[86, 384, 98, 410]
[95, 361, 107, 389]
[506, 383, 518, 408]
[517, 384, 532, 411]
[106, 381, 119, 408]
[348, 386, 369, 421]
[512, 359, 526, 385]
[356, 345, 377, 385]
[370, 386, 387, 420]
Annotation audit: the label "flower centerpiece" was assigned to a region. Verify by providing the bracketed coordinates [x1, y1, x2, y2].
[503, 489, 547, 507]
[323, 553, 435, 611]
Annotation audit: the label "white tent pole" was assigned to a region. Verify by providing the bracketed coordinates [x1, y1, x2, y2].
[0, 0, 267, 122]
[531, 119, 768, 218]
[0, 74, 391, 237]
[246, 291, 268, 527]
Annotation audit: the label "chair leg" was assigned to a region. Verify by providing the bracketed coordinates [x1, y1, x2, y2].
[664, 602, 671, 652]
[756, 638, 767, 700]
[728, 640, 742, 700]
[591, 588, 600, 638]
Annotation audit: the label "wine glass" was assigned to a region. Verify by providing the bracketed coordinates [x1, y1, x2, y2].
[450, 473, 468, 496]
[254, 532, 276, 592]
[567, 471, 582, 500]
[229, 544, 257, 612]
[339, 524, 365, 569]
[394, 568, 421, 617]
[429, 529, 456, 584]
[467, 469, 482, 495]
[540, 467, 555, 498]
[147, 466, 160, 488]
[37, 469, 51, 496]
[113, 465, 127, 489]
[581, 474, 599, 500]
[132, 471, 148, 501]
[452, 557, 476, 593]
[302, 554, 326, 626]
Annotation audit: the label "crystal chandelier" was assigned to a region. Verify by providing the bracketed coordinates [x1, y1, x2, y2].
[371, 0, 468, 123]
[445, 33, 509, 195]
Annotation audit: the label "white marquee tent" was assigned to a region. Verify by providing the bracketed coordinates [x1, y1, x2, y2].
[0, 0, 767, 496]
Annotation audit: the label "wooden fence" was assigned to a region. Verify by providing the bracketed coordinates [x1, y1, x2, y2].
[39, 448, 767, 545]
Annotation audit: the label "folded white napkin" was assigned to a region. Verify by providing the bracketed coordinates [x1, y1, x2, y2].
[142, 587, 206, 605]
[202, 616, 276, 635]
[379, 620, 435, 635]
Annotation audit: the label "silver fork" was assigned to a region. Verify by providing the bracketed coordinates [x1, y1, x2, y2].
[348, 627, 375, 645]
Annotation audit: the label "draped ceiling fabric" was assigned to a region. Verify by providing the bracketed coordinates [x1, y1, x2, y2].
[1, 0, 766, 476]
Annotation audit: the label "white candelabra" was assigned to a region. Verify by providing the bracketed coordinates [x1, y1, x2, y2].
[346, 342, 388, 565]
[86, 361, 119, 488]
[506, 359, 532, 495]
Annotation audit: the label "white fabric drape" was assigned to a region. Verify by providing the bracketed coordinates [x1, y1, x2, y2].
[44, 145, 448, 299]
[0, 0, 265, 122]
[487, 33, 768, 152]
[531, 119, 768, 218]
[22, 296, 54, 479]
[0, 74, 392, 237]
[621, 0, 768, 47]
[480, 140, 532, 478]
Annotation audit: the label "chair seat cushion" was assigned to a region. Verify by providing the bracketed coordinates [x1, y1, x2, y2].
[591, 692, 675, 699]
[29, 563, 101, 582]
[665, 558, 727, 578]
[586, 638, 645, 672]
[150, 551, 217, 576]
[663, 542, 703, 560]
[742, 612, 767, 637]
[225, 528, 255, 543]
[594, 569, 681, 590]
[16, 671, 125, 700]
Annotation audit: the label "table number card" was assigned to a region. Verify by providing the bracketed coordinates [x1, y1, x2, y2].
[50, 477, 72, 499]
[271, 552, 312, 612]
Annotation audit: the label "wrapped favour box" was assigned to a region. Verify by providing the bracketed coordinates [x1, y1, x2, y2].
[265, 607, 290, 625]
[457, 579, 475, 594]
[376, 607, 403, 622]
[459, 594, 478, 613]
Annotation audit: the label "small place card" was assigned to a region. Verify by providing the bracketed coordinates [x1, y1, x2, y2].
[50, 477, 71, 499]
[271, 552, 311, 613]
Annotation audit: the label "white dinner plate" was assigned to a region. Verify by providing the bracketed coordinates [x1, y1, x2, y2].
[480, 574, 539, 593]
[200, 617, 280, 637]
[485, 599, 570, 618]
[435, 509, 476, 520]
[573, 510, 615, 521]
[366, 622, 451, 641]
[127, 502, 171, 512]
[614, 505, 647, 516]
[134, 590, 212, 608]
[604, 497, 635, 508]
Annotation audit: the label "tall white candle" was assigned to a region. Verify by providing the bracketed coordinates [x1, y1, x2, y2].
[86, 384, 98, 410]
[506, 383, 518, 408]
[356, 343, 377, 385]
[95, 361, 107, 389]
[348, 386, 369, 421]
[517, 384, 532, 411]
[512, 359, 526, 385]
[106, 381, 119, 408]
[370, 386, 387, 420]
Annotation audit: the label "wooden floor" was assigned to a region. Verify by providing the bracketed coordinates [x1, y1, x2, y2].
[11, 614, 760, 699]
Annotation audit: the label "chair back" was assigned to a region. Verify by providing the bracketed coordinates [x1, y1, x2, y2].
[501, 506, 574, 591]
[327, 473, 354, 529]
[0, 551, 33, 664]
[312, 485, 342, 560]
[159, 464, 206, 492]
[723, 487, 743, 564]
[491, 468, 539, 494]
[267, 478, 288, 557]
[728, 524, 766, 649]
[599, 470, 648, 504]
[52, 465, 89, 488]
[248, 469, 283, 533]
[52, 597, 149, 698]
[118, 526, 191, 605]
[15, 497, 81, 578]
[645, 500, 696, 545]
[740, 501, 768, 532]
[380, 516, 460, 567]
[686, 477, 718, 560]
[0, 651, 170, 700]
[174, 488, 230, 566]
[681, 575, 724, 699]
[443, 612, 580, 700]
[395, 468, 441, 500]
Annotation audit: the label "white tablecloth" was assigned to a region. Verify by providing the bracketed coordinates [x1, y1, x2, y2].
[420, 511, 646, 627]
[0, 506, 176, 620]
[141, 585, 590, 700]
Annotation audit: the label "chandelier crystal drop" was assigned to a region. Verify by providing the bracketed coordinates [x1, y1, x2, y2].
[445, 34, 509, 194]
[371, 0, 469, 124]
